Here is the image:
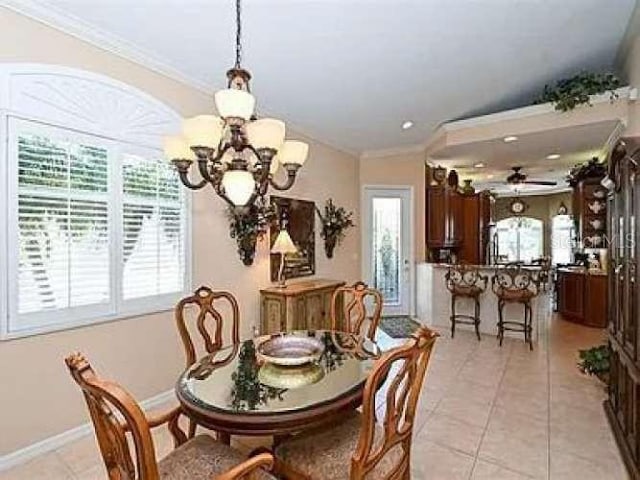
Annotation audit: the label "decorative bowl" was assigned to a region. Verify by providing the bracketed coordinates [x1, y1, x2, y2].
[257, 335, 325, 366]
[258, 362, 325, 390]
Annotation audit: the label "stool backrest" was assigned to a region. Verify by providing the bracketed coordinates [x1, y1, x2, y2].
[445, 264, 488, 293]
[492, 264, 539, 297]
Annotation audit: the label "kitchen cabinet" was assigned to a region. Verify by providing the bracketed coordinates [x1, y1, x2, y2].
[556, 269, 606, 328]
[426, 186, 490, 264]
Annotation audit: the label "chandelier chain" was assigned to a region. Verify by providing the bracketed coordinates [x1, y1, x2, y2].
[235, 0, 242, 69]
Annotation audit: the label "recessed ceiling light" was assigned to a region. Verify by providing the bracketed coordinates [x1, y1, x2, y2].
[487, 174, 495, 179]
[401, 121, 414, 130]
[503, 136, 518, 143]
[546, 153, 561, 160]
[474, 162, 486, 168]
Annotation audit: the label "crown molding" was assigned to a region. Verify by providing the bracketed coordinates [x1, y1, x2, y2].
[0, 1, 364, 158]
[360, 143, 426, 160]
[1, 0, 214, 94]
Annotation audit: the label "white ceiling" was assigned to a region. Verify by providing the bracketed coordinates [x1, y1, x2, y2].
[9, 0, 636, 154]
[430, 120, 620, 195]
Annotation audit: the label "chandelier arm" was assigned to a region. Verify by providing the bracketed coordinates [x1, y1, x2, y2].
[177, 170, 208, 190]
[269, 170, 298, 191]
[172, 160, 207, 190]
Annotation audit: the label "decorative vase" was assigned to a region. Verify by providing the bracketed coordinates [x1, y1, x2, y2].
[432, 165, 447, 186]
[237, 234, 258, 266]
[324, 233, 337, 259]
[462, 179, 475, 195]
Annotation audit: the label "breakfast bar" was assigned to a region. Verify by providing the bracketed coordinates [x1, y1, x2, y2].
[416, 263, 552, 343]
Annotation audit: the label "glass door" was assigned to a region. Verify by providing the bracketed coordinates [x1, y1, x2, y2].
[363, 187, 413, 316]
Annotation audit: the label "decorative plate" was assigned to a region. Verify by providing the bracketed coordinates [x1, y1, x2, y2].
[257, 336, 325, 366]
[258, 362, 325, 390]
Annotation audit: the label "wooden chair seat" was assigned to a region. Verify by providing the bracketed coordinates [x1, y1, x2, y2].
[275, 412, 402, 480]
[274, 327, 439, 480]
[159, 435, 275, 480]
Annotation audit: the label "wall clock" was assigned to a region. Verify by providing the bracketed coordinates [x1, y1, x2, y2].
[509, 198, 527, 215]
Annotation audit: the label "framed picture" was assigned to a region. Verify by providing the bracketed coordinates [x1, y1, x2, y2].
[270, 196, 316, 282]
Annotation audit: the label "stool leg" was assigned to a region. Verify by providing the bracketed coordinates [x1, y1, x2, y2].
[526, 302, 533, 351]
[497, 299, 505, 346]
[474, 296, 481, 341]
[450, 294, 456, 339]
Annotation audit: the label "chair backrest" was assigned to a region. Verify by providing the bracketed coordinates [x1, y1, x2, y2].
[65, 353, 159, 480]
[444, 264, 488, 293]
[351, 326, 438, 480]
[492, 264, 539, 297]
[175, 285, 240, 367]
[331, 282, 383, 340]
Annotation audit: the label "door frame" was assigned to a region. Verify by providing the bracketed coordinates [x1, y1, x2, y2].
[361, 185, 415, 316]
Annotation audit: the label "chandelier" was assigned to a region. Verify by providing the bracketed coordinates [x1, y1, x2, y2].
[163, 0, 308, 209]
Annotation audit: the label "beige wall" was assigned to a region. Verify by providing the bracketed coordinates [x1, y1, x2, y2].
[359, 152, 426, 261]
[0, 7, 360, 455]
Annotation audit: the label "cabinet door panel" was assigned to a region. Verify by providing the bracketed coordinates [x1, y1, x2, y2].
[304, 293, 325, 331]
[261, 296, 285, 334]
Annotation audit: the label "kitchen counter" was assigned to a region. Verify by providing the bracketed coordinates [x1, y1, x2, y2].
[416, 263, 551, 342]
[556, 268, 607, 328]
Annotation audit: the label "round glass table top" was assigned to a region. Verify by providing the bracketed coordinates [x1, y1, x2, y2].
[177, 330, 381, 415]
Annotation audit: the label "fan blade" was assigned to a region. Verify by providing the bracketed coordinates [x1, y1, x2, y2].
[523, 180, 558, 186]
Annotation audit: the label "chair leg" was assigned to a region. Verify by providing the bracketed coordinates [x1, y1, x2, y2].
[474, 296, 481, 341]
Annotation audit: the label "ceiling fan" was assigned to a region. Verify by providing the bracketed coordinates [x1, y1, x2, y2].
[505, 166, 557, 186]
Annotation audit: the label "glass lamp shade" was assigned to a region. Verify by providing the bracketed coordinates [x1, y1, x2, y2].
[279, 140, 309, 166]
[182, 115, 223, 149]
[163, 135, 194, 160]
[269, 156, 280, 174]
[246, 118, 286, 150]
[214, 88, 256, 121]
[271, 229, 297, 254]
[221, 170, 255, 205]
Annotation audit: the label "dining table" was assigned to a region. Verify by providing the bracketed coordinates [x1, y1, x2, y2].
[175, 329, 381, 444]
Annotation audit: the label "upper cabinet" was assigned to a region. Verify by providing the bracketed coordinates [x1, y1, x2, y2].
[426, 184, 491, 264]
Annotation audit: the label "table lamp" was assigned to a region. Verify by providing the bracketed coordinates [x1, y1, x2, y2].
[271, 228, 298, 288]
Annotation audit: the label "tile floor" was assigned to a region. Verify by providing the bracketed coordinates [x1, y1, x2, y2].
[0, 314, 628, 479]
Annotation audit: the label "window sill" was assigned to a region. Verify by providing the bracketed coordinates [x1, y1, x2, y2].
[1, 293, 185, 341]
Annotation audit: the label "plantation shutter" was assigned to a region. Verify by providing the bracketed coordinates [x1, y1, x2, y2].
[15, 129, 111, 324]
[121, 152, 186, 301]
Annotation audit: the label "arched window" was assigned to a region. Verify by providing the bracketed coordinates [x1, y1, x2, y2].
[0, 65, 189, 338]
[551, 215, 575, 265]
[496, 216, 544, 263]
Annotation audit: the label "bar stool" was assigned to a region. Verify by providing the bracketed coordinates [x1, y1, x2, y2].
[445, 265, 488, 340]
[492, 265, 539, 350]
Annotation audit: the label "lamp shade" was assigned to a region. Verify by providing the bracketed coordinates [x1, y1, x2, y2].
[269, 156, 280, 174]
[163, 135, 194, 160]
[279, 140, 309, 166]
[221, 170, 255, 206]
[271, 229, 297, 254]
[214, 88, 255, 121]
[182, 115, 223, 149]
[246, 118, 286, 150]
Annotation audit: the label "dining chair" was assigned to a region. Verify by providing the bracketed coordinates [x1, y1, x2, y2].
[65, 352, 276, 480]
[273, 326, 439, 480]
[175, 285, 241, 368]
[331, 281, 383, 340]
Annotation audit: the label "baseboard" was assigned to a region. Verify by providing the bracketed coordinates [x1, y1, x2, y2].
[0, 389, 175, 472]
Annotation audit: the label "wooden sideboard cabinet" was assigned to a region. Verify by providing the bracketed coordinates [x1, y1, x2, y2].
[260, 279, 345, 334]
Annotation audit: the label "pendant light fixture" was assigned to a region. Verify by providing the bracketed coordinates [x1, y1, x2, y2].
[163, 0, 308, 209]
